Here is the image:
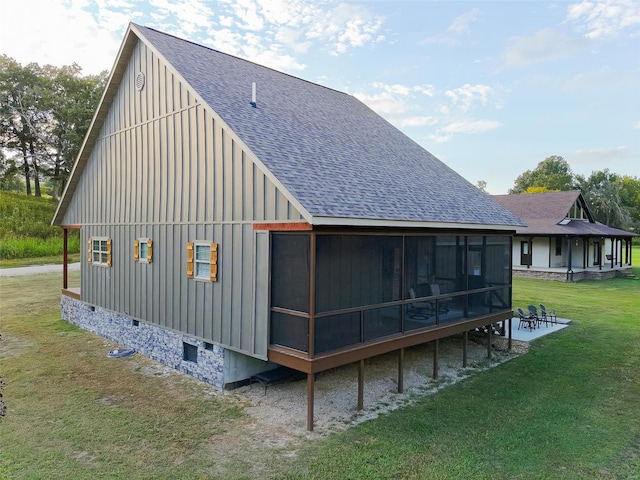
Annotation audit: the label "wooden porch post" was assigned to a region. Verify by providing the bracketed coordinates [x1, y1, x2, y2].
[462, 331, 468, 367]
[508, 317, 512, 351]
[307, 373, 315, 431]
[432, 339, 439, 379]
[357, 359, 364, 410]
[63, 227, 68, 290]
[487, 325, 492, 359]
[599, 238, 603, 271]
[397, 348, 404, 393]
[307, 232, 317, 432]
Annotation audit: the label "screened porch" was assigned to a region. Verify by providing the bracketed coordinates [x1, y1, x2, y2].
[269, 231, 513, 368]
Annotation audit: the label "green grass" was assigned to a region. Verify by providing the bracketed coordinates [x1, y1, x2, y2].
[1, 263, 639, 479]
[0, 192, 79, 260]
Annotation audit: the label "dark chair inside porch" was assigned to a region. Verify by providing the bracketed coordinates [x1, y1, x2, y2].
[539, 303, 557, 326]
[517, 307, 536, 331]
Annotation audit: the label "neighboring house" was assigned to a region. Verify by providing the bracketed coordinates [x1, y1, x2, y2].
[492, 191, 635, 281]
[53, 24, 524, 430]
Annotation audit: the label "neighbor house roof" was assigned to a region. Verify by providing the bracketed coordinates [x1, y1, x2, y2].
[492, 191, 635, 237]
[54, 23, 524, 229]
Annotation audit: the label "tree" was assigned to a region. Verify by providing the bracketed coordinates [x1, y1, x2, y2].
[0, 55, 50, 196]
[0, 55, 106, 198]
[575, 169, 630, 229]
[509, 155, 574, 194]
[44, 64, 106, 198]
[476, 180, 488, 194]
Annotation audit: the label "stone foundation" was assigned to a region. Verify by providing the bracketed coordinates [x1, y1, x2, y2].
[513, 267, 632, 282]
[61, 295, 225, 389]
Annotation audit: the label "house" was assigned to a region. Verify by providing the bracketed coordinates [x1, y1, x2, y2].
[492, 191, 635, 281]
[53, 23, 524, 430]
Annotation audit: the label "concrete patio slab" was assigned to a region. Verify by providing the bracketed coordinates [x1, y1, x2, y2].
[510, 317, 571, 342]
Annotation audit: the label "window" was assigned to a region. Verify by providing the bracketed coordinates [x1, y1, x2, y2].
[555, 237, 562, 256]
[187, 242, 218, 281]
[134, 238, 153, 263]
[183, 342, 198, 363]
[88, 237, 111, 266]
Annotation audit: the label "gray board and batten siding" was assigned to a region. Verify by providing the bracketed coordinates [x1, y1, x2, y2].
[60, 38, 304, 360]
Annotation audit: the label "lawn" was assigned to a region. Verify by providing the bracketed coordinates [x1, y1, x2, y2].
[1, 262, 639, 479]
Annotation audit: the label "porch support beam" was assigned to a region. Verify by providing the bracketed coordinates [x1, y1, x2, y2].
[487, 325, 492, 359]
[397, 348, 404, 393]
[307, 373, 315, 431]
[357, 359, 364, 410]
[432, 339, 439, 379]
[462, 331, 468, 367]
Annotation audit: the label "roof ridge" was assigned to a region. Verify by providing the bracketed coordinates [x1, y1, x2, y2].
[132, 23, 351, 98]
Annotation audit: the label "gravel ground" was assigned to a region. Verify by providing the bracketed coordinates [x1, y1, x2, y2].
[234, 333, 528, 439]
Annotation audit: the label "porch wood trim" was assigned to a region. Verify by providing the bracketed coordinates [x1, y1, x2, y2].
[253, 222, 313, 231]
[267, 310, 513, 374]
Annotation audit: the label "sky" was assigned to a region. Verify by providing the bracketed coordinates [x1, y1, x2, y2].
[1, 0, 638, 194]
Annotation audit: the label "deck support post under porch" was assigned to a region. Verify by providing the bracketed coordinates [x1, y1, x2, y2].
[357, 360, 365, 411]
[397, 348, 404, 393]
[462, 331, 468, 368]
[487, 325, 492, 359]
[307, 373, 315, 431]
[432, 339, 439, 380]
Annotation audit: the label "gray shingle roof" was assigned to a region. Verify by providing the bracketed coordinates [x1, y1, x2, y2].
[136, 24, 523, 228]
[492, 191, 636, 237]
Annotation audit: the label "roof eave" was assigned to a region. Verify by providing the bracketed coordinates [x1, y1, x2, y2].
[309, 216, 521, 231]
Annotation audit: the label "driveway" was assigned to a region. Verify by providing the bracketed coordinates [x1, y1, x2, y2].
[0, 262, 81, 277]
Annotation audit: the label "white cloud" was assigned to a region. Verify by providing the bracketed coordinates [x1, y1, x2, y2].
[448, 8, 481, 34]
[372, 82, 435, 97]
[633, 121, 640, 129]
[566, 0, 640, 39]
[423, 8, 481, 45]
[430, 120, 502, 143]
[398, 116, 438, 128]
[570, 146, 631, 165]
[501, 28, 589, 68]
[149, 0, 214, 35]
[0, 0, 124, 74]
[445, 84, 495, 112]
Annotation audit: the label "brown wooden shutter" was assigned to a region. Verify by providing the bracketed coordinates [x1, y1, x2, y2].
[88, 237, 92, 264]
[147, 239, 153, 263]
[210, 243, 218, 282]
[107, 238, 112, 267]
[133, 239, 140, 262]
[187, 242, 194, 278]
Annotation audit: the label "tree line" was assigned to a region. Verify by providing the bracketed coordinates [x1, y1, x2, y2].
[0, 55, 107, 199]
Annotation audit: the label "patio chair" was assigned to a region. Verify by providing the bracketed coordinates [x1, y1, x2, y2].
[406, 288, 432, 320]
[430, 283, 451, 313]
[527, 305, 542, 328]
[539, 303, 557, 325]
[517, 307, 536, 331]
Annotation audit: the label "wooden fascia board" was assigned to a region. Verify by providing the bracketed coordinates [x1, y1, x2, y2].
[130, 24, 313, 225]
[52, 24, 139, 226]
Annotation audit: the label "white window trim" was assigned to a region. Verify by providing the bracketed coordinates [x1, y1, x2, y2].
[194, 241, 211, 280]
[91, 236, 110, 266]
